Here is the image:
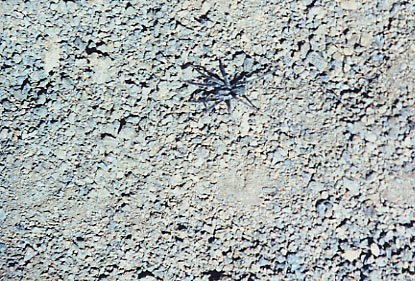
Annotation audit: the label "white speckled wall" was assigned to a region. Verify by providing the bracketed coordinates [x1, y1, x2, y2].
[1, 0, 414, 279]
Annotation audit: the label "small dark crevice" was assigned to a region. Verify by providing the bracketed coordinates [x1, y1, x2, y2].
[364, 170, 375, 180]
[359, 255, 372, 279]
[85, 40, 109, 57]
[305, 0, 318, 10]
[97, 273, 109, 279]
[400, 221, 415, 229]
[148, 7, 161, 14]
[119, 202, 128, 209]
[136, 24, 148, 33]
[174, 236, 184, 242]
[342, 27, 350, 35]
[37, 81, 51, 96]
[195, 14, 210, 24]
[203, 270, 226, 281]
[297, 40, 306, 50]
[137, 270, 155, 279]
[337, 218, 349, 228]
[117, 118, 127, 134]
[1, 63, 13, 70]
[177, 224, 187, 231]
[139, 81, 149, 87]
[100, 133, 115, 139]
[20, 77, 31, 91]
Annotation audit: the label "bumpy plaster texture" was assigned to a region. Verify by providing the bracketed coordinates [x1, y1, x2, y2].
[1, 1, 414, 280]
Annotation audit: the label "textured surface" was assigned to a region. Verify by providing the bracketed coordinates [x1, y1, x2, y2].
[1, 1, 415, 280]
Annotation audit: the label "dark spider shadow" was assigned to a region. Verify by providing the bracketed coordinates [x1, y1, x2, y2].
[181, 59, 275, 117]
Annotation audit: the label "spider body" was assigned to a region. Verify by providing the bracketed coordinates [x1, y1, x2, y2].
[185, 59, 273, 115]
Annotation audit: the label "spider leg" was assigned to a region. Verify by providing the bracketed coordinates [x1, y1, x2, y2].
[231, 67, 264, 86]
[219, 60, 230, 86]
[235, 97, 254, 110]
[238, 94, 259, 110]
[190, 94, 221, 112]
[189, 88, 206, 102]
[235, 67, 277, 86]
[231, 71, 248, 85]
[193, 65, 224, 85]
[225, 99, 232, 115]
[185, 80, 218, 87]
[204, 100, 223, 113]
[191, 97, 220, 103]
[225, 99, 238, 124]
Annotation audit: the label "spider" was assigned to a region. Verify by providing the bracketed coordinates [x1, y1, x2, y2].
[184, 59, 274, 115]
